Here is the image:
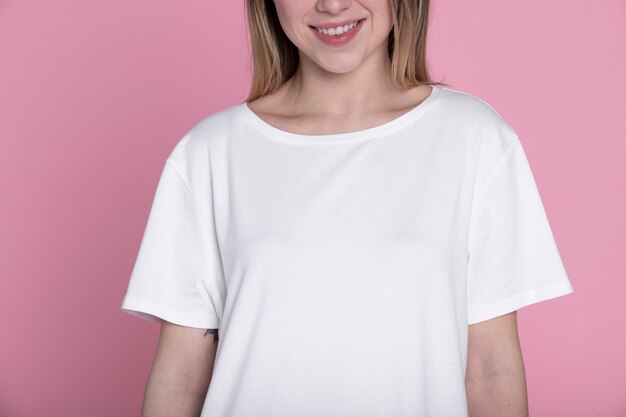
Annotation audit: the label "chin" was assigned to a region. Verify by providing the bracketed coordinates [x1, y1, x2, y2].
[315, 58, 363, 75]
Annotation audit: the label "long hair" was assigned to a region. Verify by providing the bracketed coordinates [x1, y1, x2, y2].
[244, 0, 448, 102]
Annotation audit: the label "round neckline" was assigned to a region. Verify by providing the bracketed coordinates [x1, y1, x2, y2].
[240, 84, 444, 144]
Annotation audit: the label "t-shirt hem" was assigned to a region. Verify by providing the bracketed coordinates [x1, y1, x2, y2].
[120, 294, 220, 329]
[467, 280, 574, 325]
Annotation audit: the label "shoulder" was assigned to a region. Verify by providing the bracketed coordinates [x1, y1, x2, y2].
[170, 103, 241, 159]
[436, 85, 520, 162]
[165, 103, 243, 174]
[438, 86, 517, 135]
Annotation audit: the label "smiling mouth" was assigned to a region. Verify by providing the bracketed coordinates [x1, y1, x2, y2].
[309, 19, 365, 37]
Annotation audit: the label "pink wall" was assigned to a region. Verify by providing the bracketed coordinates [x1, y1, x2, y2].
[1, 0, 623, 415]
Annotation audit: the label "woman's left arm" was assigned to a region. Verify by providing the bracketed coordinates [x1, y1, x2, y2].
[465, 311, 529, 417]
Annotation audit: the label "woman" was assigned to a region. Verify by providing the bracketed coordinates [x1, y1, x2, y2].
[121, 0, 574, 416]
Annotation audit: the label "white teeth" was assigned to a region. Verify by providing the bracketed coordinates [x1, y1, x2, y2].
[316, 20, 359, 36]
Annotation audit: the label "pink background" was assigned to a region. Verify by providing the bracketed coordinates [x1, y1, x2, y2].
[1, 0, 624, 415]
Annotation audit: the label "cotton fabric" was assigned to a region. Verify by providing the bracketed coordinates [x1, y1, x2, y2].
[121, 85, 574, 416]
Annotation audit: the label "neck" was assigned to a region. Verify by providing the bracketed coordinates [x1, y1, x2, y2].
[280, 45, 401, 118]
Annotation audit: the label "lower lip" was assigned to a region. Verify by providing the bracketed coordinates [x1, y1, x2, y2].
[310, 19, 365, 47]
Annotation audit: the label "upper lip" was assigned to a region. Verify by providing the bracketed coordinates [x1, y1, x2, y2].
[310, 18, 364, 29]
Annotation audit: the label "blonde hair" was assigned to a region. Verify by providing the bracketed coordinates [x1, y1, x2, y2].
[244, 0, 448, 102]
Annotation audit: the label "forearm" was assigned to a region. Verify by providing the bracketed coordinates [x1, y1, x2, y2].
[465, 364, 528, 417]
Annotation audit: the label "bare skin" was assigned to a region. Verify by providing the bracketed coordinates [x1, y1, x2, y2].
[140, 321, 219, 417]
[138, 64, 528, 417]
[248, 0, 435, 138]
[203, 328, 219, 343]
[466, 311, 529, 417]
[247, 71, 434, 136]
[136, 0, 530, 414]
[140, 309, 527, 417]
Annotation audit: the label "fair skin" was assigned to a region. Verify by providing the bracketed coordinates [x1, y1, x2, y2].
[140, 322, 218, 417]
[466, 311, 529, 417]
[248, 0, 434, 135]
[141, 1, 528, 416]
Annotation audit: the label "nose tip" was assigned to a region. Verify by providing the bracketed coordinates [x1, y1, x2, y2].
[315, 0, 353, 15]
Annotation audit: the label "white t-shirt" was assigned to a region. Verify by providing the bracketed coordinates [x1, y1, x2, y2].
[121, 84, 574, 416]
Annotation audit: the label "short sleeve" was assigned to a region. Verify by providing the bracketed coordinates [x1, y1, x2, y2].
[466, 136, 574, 325]
[120, 159, 222, 329]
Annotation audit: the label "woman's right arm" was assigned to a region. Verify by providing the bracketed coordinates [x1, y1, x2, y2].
[140, 321, 219, 417]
